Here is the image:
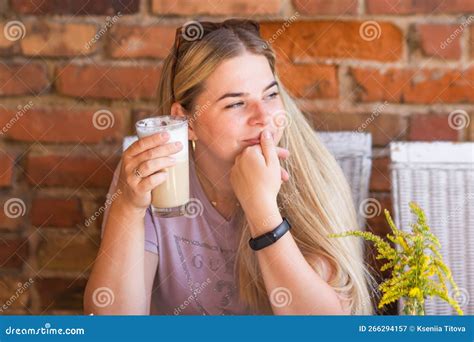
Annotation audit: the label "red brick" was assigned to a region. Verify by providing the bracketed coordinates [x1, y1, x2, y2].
[37, 230, 98, 272]
[292, 0, 358, 15]
[132, 108, 159, 123]
[30, 197, 83, 228]
[409, 114, 460, 141]
[0, 107, 126, 144]
[0, 152, 14, 187]
[26, 154, 119, 188]
[0, 276, 33, 313]
[367, 0, 474, 14]
[370, 156, 391, 192]
[11, 0, 139, 15]
[312, 112, 408, 146]
[108, 24, 175, 59]
[351, 67, 474, 104]
[152, 0, 282, 16]
[277, 62, 338, 99]
[470, 113, 474, 140]
[0, 238, 28, 269]
[35, 277, 87, 312]
[365, 193, 393, 237]
[417, 24, 462, 60]
[0, 62, 49, 96]
[55, 64, 161, 100]
[471, 26, 474, 59]
[20, 21, 98, 57]
[260, 21, 403, 62]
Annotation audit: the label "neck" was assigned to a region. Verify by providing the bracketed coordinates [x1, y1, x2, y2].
[193, 144, 239, 212]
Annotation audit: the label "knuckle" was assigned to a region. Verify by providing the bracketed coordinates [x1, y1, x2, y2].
[137, 139, 147, 150]
[142, 160, 152, 173]
[125, 175, 134, 186]
[143, 149, 154, 160]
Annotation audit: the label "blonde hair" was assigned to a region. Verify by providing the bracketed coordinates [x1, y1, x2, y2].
[157, 22, 375, 314]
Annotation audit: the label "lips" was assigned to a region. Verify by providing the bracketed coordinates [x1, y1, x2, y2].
[243, 132, 275, 144]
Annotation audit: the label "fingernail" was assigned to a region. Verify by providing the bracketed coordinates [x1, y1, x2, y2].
[175, 142, 182, 148]
[161, 132, 169, 139]
[263, 130, 272, 140]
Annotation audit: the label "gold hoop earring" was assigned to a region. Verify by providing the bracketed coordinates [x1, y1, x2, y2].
[191, 139, 196, 152]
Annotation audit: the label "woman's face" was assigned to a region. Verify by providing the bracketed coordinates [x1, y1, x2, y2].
[187, 53, 286, 163]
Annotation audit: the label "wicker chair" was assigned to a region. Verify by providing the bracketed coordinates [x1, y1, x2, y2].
[390, 142, 474, 315]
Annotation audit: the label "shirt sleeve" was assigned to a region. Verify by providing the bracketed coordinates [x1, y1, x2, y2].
[100, 160, 160, 255]
[144, 206, 160, 255]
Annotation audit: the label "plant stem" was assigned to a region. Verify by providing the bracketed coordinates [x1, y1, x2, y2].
[404, 297, 425, 315]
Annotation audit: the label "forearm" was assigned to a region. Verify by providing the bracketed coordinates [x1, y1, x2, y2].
[84, 200, 148, 315]
[248, 206, 347, 315]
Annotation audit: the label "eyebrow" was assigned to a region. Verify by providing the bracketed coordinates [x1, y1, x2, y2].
[216, 80, 278, 102]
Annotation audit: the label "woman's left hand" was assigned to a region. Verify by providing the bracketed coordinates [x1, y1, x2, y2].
[230, 129, 289, 232]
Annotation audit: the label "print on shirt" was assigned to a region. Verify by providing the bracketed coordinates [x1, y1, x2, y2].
[173, 234, 244, 315]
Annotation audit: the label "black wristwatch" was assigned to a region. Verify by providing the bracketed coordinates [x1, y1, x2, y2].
[248, 218, 291, 251]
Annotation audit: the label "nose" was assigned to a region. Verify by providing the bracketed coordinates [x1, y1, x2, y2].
[247, 100, 271, 126]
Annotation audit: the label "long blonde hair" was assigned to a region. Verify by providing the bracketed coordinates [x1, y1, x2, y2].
[157, 21, 375, 314]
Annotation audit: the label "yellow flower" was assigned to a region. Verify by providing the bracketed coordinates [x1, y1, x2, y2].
[409, 287, 421, 298]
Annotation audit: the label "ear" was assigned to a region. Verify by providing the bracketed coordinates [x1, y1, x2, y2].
[171, 102, 198, 141]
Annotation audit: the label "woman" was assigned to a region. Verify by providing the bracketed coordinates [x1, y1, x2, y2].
[84, 19, 375, 315]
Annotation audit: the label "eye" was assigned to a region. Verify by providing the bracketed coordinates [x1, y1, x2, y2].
[265, 91, 279, 100]
[224, 101, 244, 109]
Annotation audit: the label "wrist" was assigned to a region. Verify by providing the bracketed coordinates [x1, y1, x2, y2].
[246, 202, 282, 237]
[112, 197, 148, 219]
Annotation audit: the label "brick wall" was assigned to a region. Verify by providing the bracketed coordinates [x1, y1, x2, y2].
[0, 0, 472, 314]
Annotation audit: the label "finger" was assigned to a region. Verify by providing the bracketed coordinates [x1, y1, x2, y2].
[137, 171, 169, 193]
[281, 167, 290, 182]
[259, 129, 278, 166]
[135, 157, 177, 178]
[276, 147, 290, 160]
[132, 141, 183, 166]
[125, 132, 170, 157]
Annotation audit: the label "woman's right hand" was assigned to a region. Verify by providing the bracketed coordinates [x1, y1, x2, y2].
[116, 132, 183, 211]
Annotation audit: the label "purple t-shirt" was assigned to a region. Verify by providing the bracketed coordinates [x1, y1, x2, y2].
[102, 157, 257, 315]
